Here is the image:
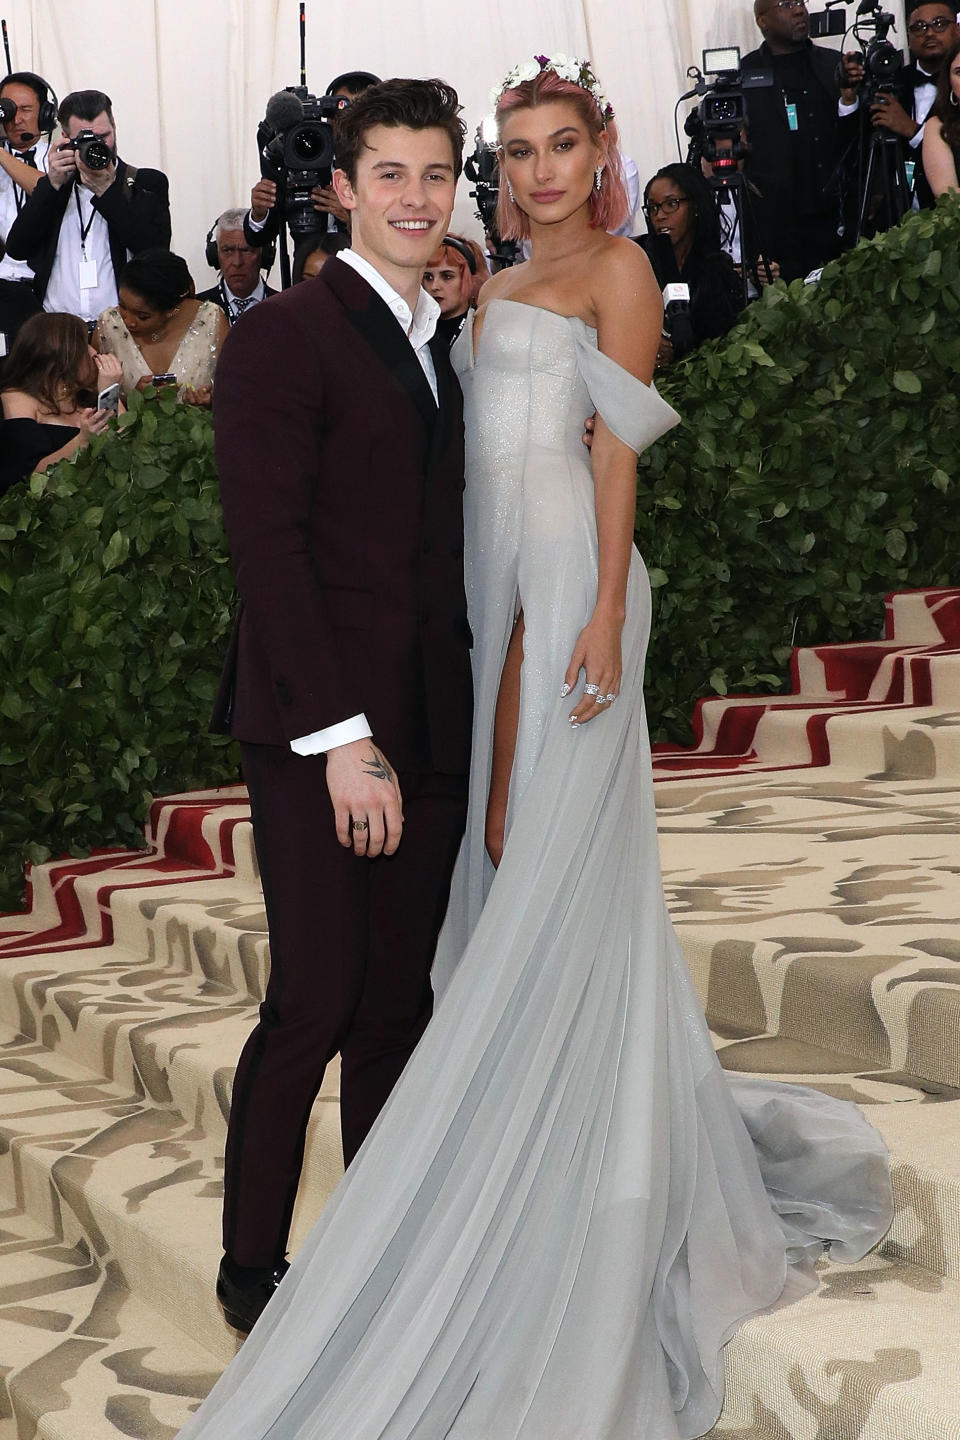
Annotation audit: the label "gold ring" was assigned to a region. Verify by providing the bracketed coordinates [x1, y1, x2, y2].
[352, 820, 369, 832]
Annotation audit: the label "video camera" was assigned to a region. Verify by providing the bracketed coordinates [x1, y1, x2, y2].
[257, 87, 345, 239]
[682, 48, 772, 172]
[811, 0, 905, 102]
[463, 118, 521, 269]
[62, 129, 112, 171]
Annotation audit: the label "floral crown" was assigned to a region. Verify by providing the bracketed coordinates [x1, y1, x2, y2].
[489, 53, 614, 126]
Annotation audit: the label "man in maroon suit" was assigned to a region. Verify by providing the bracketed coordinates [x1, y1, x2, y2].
[210, 79, 473, 1333]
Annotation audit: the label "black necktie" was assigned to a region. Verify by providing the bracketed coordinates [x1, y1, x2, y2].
[233, 297, 253, 318]
[15, 147, 36, 168]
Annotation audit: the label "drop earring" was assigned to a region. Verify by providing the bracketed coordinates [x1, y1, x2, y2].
[595, 165, 604, 191]
[951, 90, 959, 108]
[507, 179, 516, 202]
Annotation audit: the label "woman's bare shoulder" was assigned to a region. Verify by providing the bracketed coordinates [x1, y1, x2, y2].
[1, 389, 40, 420]
[591, 236, 660, 319]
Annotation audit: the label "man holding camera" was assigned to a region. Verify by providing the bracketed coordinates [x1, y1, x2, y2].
[840, 0, 959, 213]
[742, 0, 860, 280]
[5, 89, 170, 322]
[0, 72, 56, 352]
[244, 70, 380, 262]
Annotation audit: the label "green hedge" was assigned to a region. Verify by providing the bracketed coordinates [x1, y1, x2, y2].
[638, 193, 960, 742]
[1, 197, 959, 908]
[0, 386, 237, 909]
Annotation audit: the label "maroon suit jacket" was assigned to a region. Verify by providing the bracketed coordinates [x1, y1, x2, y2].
[210, 258, 473, 776]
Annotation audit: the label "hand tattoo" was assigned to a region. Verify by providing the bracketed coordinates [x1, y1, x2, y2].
[362, 748, 394, 784]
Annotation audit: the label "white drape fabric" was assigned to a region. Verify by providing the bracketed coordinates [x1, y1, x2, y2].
[1, 1, 903, 289]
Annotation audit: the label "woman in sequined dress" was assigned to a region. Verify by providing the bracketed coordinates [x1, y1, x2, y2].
[95, 248, 227, 406]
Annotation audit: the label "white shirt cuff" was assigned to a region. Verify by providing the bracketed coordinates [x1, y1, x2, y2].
[838, 98, 859, 117]
[247, 209, 268, 233]
[290, 713, 371, 755]
[910, 122, 926, 150]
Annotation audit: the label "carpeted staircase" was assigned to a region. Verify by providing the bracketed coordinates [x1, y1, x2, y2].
[1, 587, 958, 1440]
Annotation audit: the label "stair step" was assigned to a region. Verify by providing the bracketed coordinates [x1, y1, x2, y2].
[716, 1034, 960, 1282]
[657, 766, 960, 1091]
[705, 1252, 960, 1440]
[1, 1248, 223, 1440]
[888, 587, 960, 646]
[0, 1012, 342, 1361]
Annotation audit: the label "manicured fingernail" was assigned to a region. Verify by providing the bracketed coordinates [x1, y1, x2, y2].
[569, 718, 580, 728]
[560, 683, 570, 697]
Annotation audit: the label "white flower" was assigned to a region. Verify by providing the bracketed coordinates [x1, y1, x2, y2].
[515, 59, 541, 82]
[552, 54, 581, 82]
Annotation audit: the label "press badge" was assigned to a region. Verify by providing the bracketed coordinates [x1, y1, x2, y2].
[785, 103, 799, 132]
[78, 257, 98, 289]
[905, 160, 916, 191]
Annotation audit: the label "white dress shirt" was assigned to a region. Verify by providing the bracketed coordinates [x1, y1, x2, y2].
[44, 180, 118, 321]
[289, 248, 441, 757]
[0, 136, 49, 283]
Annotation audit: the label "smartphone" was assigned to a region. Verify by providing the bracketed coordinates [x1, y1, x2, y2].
[151, 373, 177, 387]
[97, 381, 120, 415]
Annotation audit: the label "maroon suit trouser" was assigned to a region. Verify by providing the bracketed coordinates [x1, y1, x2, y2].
[223, 741, 468, 1268]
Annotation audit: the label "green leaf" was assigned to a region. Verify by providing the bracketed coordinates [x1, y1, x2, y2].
[893, 370, 921, 395]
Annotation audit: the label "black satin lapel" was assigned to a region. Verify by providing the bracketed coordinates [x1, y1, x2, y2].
[343, 290, 438, 438]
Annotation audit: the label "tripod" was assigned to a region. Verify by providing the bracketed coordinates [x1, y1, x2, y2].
[707, 170, 773, 307]
[855, 115, 913, 240]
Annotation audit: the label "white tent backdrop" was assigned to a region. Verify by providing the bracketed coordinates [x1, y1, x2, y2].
[1, 0, 906, 287]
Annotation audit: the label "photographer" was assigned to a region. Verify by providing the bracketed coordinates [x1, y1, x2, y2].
[742, 0, 860, 280]
[245, 70, 380, 267]
[0, 72, 56, 352]
[5, 89, 170, 323]
[840, 0, 959, 213]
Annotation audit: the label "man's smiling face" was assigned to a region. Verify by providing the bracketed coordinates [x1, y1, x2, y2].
[334, 124, 457, 292]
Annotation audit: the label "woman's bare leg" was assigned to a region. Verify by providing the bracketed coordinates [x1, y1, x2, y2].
[486, 612, 524, 868]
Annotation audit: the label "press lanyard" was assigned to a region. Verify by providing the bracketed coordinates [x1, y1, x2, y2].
[75, 185, 97, 251]
[8, 144, 37, 212]
[74, 186, 99, 290]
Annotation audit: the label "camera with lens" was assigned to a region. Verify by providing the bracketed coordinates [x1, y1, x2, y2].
[463, 119, 521, 269]
[63, 129, 112, 171]
[812, 1, 905, 104]
[258, 87, 343, 239]
[683, 48, 772, 172]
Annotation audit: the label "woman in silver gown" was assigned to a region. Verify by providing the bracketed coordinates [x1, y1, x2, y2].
[179, 58, 892, 1440]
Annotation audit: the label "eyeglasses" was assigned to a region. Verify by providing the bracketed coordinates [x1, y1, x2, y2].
[219, 245, 258, 258]
[643, 195, 690, 218]
[907, 15, 954, 33]
[773, 0, 807, 10]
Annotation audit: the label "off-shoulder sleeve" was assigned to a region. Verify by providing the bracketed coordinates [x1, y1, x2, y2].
[573, 329, 681, 456]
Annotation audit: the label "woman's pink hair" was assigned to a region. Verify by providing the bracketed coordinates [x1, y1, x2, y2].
[495, 69, 629, 241]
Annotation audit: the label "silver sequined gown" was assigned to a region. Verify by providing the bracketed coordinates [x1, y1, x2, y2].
[178, 299, 892, 1440]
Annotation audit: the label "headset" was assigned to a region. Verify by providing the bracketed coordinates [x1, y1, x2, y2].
[1, 71, 59, 138]
[205, 215, 277, 273]
[440, 235, 477, 274]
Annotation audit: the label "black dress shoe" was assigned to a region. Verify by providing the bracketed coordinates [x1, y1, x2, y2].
[216, 1256, 290, 1333]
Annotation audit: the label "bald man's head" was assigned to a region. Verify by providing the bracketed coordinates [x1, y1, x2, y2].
[755, 0, 810, 51]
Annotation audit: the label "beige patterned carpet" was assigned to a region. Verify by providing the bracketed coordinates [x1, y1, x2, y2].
[1, 585, 958, 1440]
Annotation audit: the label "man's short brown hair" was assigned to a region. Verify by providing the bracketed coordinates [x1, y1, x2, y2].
[335, 78, 465, 183]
